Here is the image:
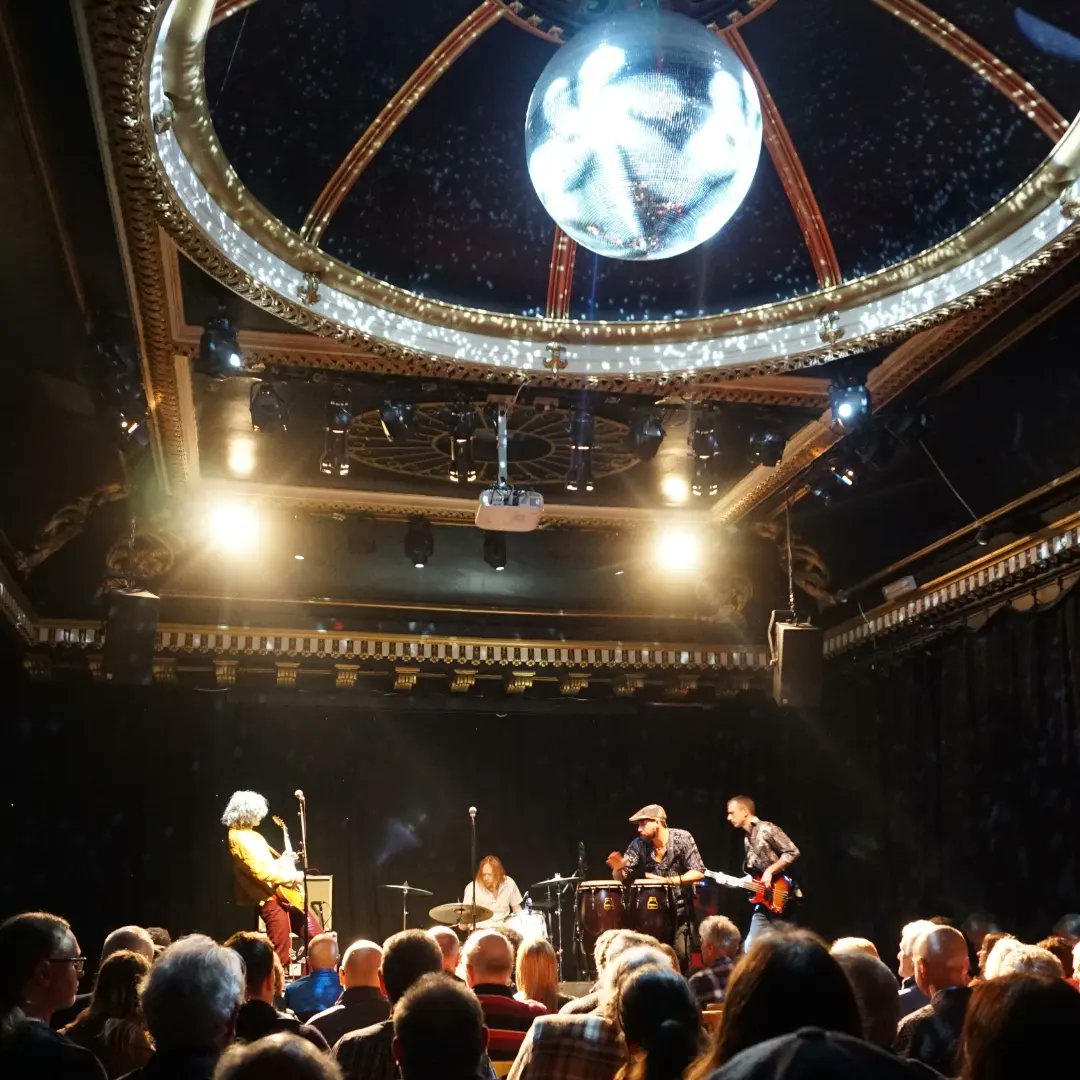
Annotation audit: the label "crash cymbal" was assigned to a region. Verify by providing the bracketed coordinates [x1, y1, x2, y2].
[429, 902, 494, 925]
[381, 882, 434, 896]
[530, 873, 582, 889]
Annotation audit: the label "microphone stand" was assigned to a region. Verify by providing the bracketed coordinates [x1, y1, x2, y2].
[296, 793, 310, 970]
[468, 807, 478, 934]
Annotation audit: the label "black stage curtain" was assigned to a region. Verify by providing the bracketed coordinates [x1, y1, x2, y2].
[2, 592, 1078, 959]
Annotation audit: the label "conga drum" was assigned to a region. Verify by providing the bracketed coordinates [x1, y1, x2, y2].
[627, 882, 678, 945]
[576, 880, 626, 972]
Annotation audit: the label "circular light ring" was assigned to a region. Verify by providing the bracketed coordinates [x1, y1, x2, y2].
[149, 1, 1080, 380]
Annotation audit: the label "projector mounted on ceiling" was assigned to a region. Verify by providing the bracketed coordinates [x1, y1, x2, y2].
[474, 406, 544, 532]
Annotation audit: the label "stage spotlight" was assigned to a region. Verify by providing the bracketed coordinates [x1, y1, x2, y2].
[483, 531, 507, 571]
[448, 403, 479, 483]
[690, 411, 721, 459]
[205, 500, 260, 553]
[629, 411, 665, 460]
[404, 517, 433, 568]
[196, 315, 242, 377]
[829, 378, 871, 429]
[809, 482, 833, 506]
[828, 462, 857, 487]
[380, 401, 414, 445]
[565, 447, 594, 492]
[227, 435, 256, 477]
[568, 407, 595, 450]
[691, 456, 718, 498]
[249, 382, 288, 434]
[660, 472, 690, 504]
[749, 430, 786, 467]
[325, 383, 353, 433]
[653, 526, 703, 573]
[319, 430, 350, 477]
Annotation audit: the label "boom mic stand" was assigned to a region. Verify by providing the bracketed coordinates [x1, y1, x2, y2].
[295, 790, 310, 969]
[468, 806, 478, 934]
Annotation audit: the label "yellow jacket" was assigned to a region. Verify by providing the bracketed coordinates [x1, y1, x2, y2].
[228, 827, 297, 906]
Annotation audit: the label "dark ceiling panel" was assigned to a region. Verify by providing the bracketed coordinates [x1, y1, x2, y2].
[742, 0, 1052, 281]
[205, 0, 482, 231]
[931, 2, 1080, 118]
[567, 148, 821, 321]
[320, 21, 556, 316]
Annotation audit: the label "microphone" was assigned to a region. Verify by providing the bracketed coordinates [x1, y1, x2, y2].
[468, 806, 477, 820]
[294, 790, 305, 802]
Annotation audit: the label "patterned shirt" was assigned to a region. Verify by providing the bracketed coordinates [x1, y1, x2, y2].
[508, 1012, 625, 1080]
[687, 956, 736, 1007]
[620, 828, 706, 880]
[742, 819, 799, 877]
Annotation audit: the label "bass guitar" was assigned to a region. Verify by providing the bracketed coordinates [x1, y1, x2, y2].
[271, 814, 305, 909]
[704, 869, 801, 915]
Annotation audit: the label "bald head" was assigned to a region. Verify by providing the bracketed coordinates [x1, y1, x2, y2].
[341, 940, 383, 989]
[428, 926, 461, 974]
[307, 933, 339, 972]
[462, 930, 513, 986]
[102, 925, 155, 964]
[913, 926, 969, 996]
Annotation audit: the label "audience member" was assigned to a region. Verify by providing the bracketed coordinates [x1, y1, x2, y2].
[127, 933, 245, 1080]
[334, 930, 442, 1080]
[1071, 942, 1080, 990]
[285, 933, 341, 1021]
[960, 912, 1002, 957]
[214, 1031, 343, 1079]
[224, 932, 329, 1051]
[493, 924, 525, 969]
[308, 939, 388, 1047]
[428, 926, 462, 978]
[686, 929, 861, 1077]
[392, 973, 488, 1080]
[514, 938, 570, 1013]
[959, 973, 1080, 1080]
[982, 937, 1022, 980]
[1050, 913, 1080, 946]
[463, 930, 546, 1062]
[975, 932, 1013, 980]
[833, 951, 900, 1050]
[559, 931, 657, 1017]
[688, 915, 741, 1008]
[896, 920, 936, 1019]
[984, 942, 1063, 980]
[509, 944, 668, 1079]
[0, 911, 106, 1079]
[147, 928, 172, 956]
[61, 949, 153, 1077]
[1033, 935, 1072, 976]
[895, 925, 971, 1075]
[614, 966, 701, 1080]
[831, 936, 879, 959]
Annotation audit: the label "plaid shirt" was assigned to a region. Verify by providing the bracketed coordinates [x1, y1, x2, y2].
[507, 1013, 625, 1080]
[688, 957, 736, 1007]
[743, 819, 799, 877]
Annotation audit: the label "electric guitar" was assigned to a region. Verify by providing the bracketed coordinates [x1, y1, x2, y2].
[271, 815, 305, 909]
[704, 869, 802, 915]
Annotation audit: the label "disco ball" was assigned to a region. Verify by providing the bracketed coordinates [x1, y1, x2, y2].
[525, 11, 762, 261]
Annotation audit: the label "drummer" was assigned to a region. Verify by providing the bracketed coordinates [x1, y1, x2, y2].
[462, 854, 524, 929]
[605, 804, 706, 886]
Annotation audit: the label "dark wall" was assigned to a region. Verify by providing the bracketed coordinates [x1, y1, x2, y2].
[4, 590, 1079, 968]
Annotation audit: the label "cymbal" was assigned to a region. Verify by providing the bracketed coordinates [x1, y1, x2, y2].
[381, 883, 434, 896]
[429, 902, 494, 924]
[530, 873, 582, 889]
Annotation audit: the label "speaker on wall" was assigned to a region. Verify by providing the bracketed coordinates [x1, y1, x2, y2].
[772, 622, 823, 708]
[103, 589, 160, 685]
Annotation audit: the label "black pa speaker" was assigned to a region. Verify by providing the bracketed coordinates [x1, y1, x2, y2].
[772, 622, 823, 708]
[103, 589, 160, 685]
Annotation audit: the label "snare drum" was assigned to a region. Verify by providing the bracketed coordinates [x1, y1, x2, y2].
[627, 882, 678, 945]
[504, 908, 548, 941]
[576, 880, 626, 966]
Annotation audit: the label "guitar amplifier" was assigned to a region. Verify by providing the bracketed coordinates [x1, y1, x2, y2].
[258, 875, 333, 936]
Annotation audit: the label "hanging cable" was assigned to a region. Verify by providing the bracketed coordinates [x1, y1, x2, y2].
[785, 501, 796, 617]
[918, 439, 978, 521]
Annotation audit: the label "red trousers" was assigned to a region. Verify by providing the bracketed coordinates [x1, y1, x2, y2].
[260, 896, 323, 967]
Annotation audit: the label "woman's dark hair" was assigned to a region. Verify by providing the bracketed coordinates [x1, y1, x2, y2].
[90, 950, 151, 1020]
[617, 966, 701, 1080]
[224, 931, 276, 997]
[960, 974, 1080, 1080]
[688, 929, 861, 1077]
[0, 912, 72, 1036]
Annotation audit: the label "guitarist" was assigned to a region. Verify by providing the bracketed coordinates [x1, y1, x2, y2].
[725, 794, 799, 947]
[222, 790, 322, 966]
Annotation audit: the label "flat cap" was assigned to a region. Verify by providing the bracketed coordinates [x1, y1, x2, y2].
[628, 804, 667, 823]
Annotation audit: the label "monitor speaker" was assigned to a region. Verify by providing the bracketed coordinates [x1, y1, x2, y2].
[772, 622, 822, 708]
[103, 589, 160, 685]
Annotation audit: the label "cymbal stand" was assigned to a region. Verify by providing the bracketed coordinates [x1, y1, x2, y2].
[399, 882, 414, 932]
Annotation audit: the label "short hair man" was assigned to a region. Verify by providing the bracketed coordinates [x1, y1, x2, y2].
[284, 932, 341, 1021]
[688, 915, 742, 1007]
[215, 1032, 344, 1080]
[127, 934, 245, 1079]
[334, 930, 443, 1080]
[834, 951, 902, 1050]
[896, 919, 936, 1019]
[309, 939, 389, 1047]
[462, 930, 546, 1062]
[428, 926, 462, 978]
[393, 974, 488, 1080]
[895, 925, 972, 1075]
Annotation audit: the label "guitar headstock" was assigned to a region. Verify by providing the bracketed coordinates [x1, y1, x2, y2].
[272, 815, 286, 828]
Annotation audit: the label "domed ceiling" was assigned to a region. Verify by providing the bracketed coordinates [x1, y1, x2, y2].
[143, 0, 1080, 380]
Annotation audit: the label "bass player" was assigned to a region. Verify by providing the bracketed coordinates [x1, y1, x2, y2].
[726, 794, 799, 947]
[222, 789, 321, 966]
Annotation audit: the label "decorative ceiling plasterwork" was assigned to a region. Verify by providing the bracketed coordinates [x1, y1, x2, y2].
[145, 0, 1080, 381]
